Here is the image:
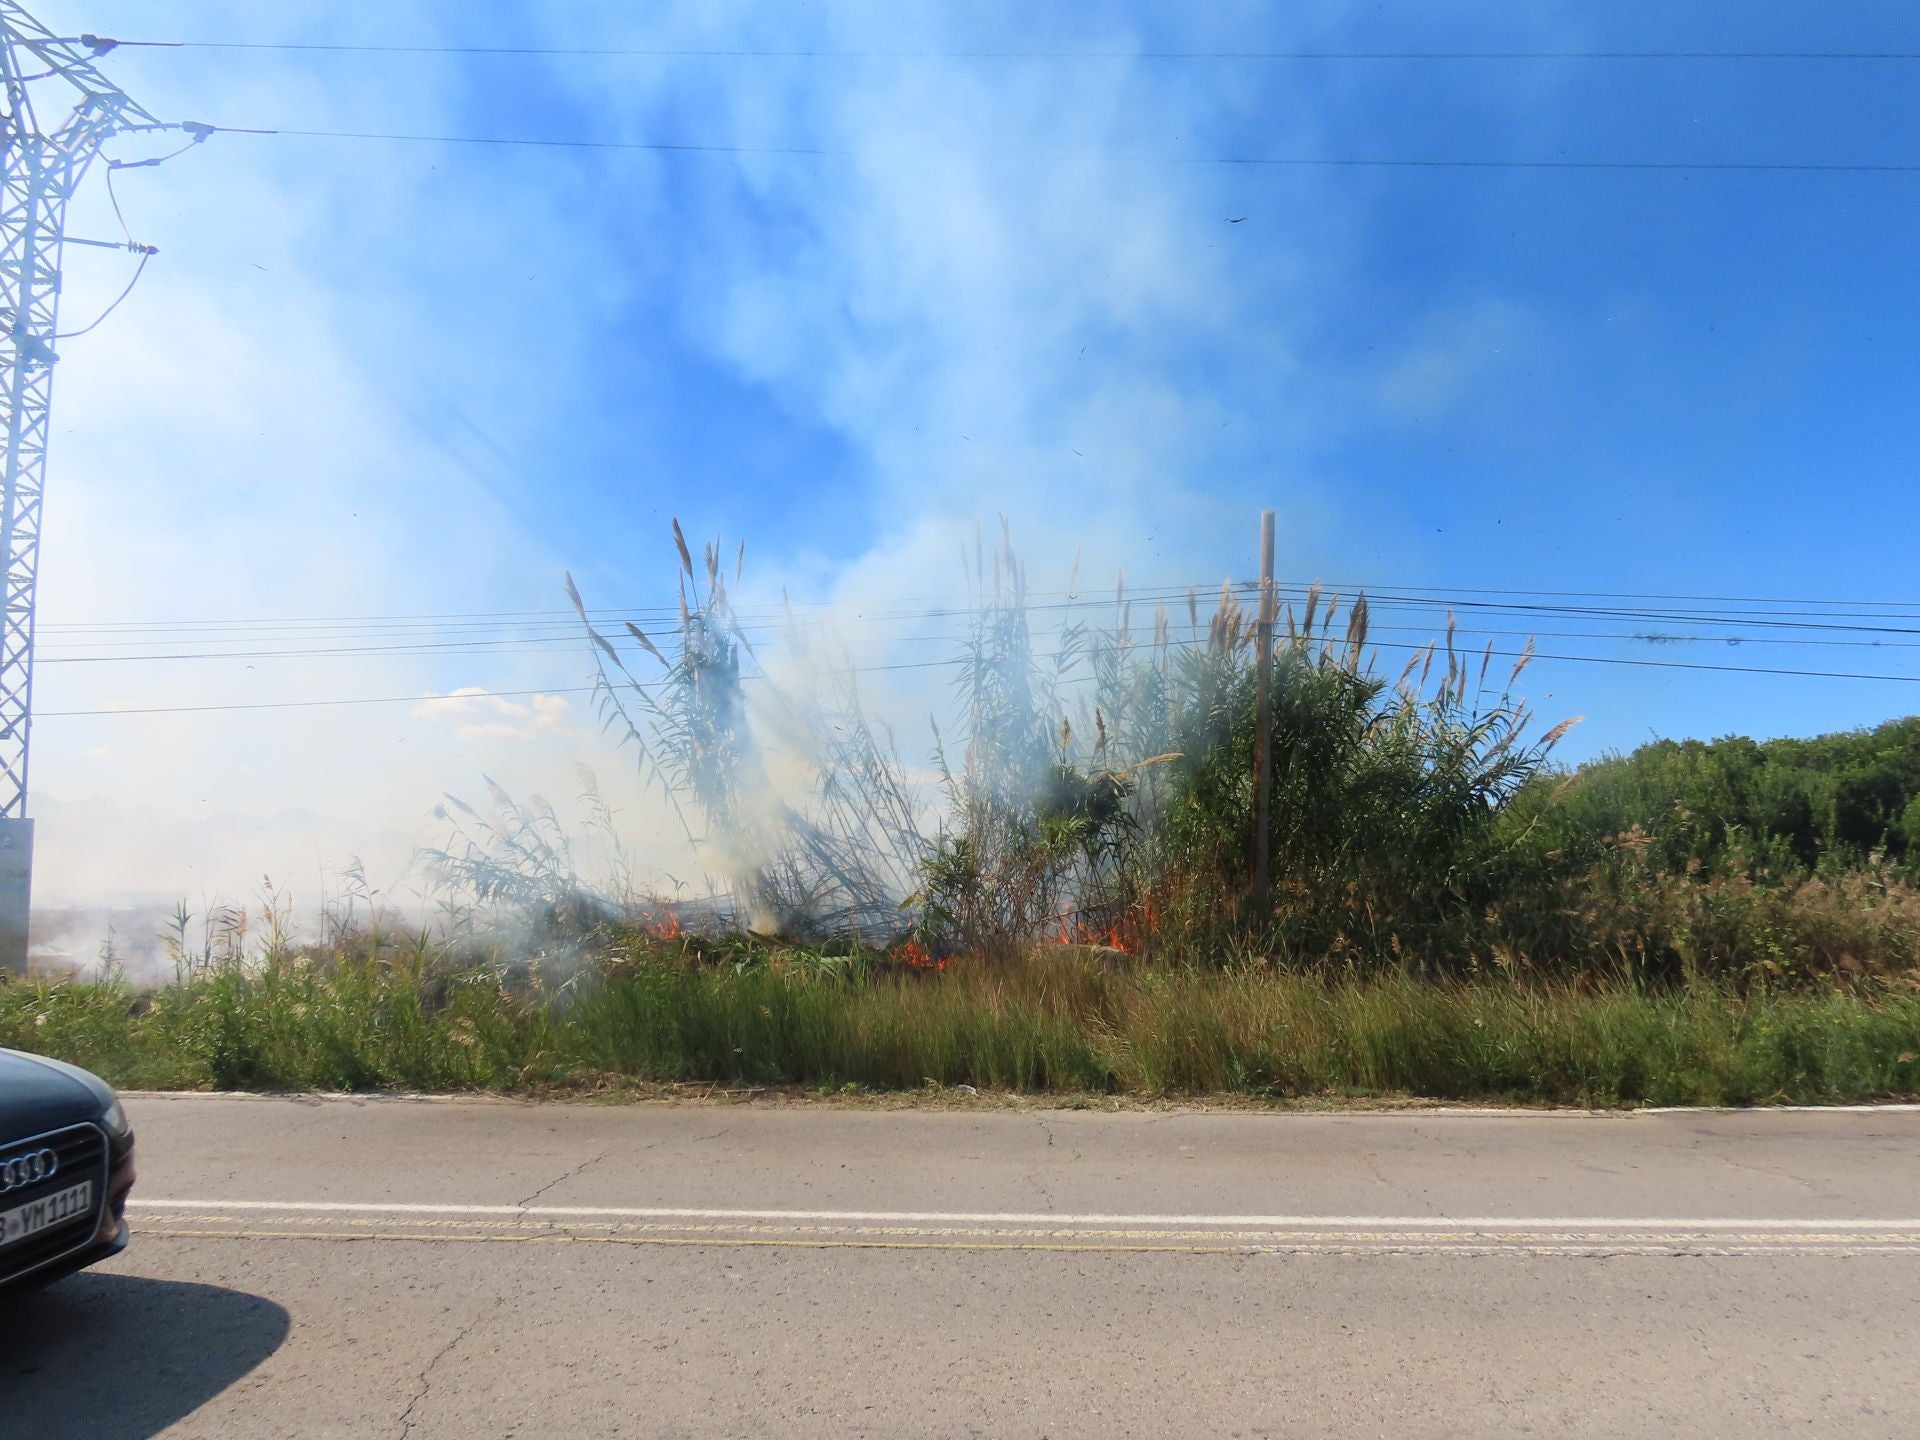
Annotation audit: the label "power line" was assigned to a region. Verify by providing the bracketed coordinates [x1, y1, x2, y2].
[39, 604, 1920, 645]
[33, 614, 1920, 667]
[36, 630, 1920, 716]
[36, 685, 595, 718]
[96, 38, 1920, 62]
[40, 606, 666, 633]
[33, 584, 1920, 661]
[1356, 639, 1920, 687]
[823, 633, 1920, 685]
[52, 246, 151, 337]
[208, 126, 1920, 175]
[1330, 592, 1920, 636]
[1243, 581, 1920, 610]
[38, 577, 1920, 635]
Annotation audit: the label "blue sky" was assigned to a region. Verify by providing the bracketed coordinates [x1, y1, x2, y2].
[22, 0, 1920, 908]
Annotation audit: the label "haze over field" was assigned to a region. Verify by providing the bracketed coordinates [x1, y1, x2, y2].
[23, 0, 1920, 944]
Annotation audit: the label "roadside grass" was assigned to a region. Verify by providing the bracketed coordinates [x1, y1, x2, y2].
[6, 949, 1920, 1106]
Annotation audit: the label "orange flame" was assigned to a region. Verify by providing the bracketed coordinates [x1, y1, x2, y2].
[901, 940, 948, 972]
[1056, 903, 1164, 954]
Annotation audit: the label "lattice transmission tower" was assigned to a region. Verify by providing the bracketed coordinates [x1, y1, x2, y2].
[1, 5, 203, 968]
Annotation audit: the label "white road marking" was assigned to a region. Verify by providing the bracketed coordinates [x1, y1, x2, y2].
[128, 1199, 1920, 1230]
[116, 1091, 1920, 1114]
[132, 1215, 1920, 1242]
[132, 1233, 1920, 1257]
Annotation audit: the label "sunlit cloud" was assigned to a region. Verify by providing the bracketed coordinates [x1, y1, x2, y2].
[410, 689, 574, 742]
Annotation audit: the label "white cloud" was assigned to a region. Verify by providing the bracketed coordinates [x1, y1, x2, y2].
[411, 689, 574, 742]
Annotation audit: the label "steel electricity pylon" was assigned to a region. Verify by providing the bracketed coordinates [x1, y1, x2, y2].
[1, 5, 201, 968]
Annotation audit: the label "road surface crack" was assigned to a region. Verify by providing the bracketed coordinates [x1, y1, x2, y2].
[1362, 1149, 1439, 1216]
[517, 1146, 613, 1208]
[1703, 1145, 1839, 1199]
[396, 1316, 479, 1440]
[1035, 1116, 1082, 1162]
[1025, 1117, 1074, 1211]
[1026, 1169, 1054, 1212]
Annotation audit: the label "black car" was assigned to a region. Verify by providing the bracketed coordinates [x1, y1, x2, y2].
[0, 1048, 136, 1289]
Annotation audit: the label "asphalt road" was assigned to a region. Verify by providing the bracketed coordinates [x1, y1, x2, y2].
[6, 1098, 1920, 1439]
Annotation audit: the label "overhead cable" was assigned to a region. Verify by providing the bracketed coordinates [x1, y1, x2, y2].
[37, 685, 596, 718]
[87, 37, 1920, 62]
[37, 635, 1920, 717]
[205, 126, 1920, 175]
[40, 577, 1920, 635]
[31, 615, 1920, 666]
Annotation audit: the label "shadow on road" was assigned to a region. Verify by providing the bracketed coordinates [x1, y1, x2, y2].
[0, 1271, 290, 1440]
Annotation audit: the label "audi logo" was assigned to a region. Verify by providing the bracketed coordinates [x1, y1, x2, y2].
[0, 1148, 57, 1194]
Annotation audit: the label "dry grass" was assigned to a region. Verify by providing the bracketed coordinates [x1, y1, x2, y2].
[7, 945, 1918, 1106]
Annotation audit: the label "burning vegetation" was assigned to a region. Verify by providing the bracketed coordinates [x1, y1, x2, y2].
[401, 520, 1920, 989]
[453, 519, 1578, 975]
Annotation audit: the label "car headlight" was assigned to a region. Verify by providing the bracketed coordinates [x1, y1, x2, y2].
[99, 1097, 131, 1138]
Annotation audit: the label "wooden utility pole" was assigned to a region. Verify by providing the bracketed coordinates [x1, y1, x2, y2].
[1252, 509, 1275, 901]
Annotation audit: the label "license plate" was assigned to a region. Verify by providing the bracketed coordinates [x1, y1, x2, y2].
[0, 1181, 95, 1247]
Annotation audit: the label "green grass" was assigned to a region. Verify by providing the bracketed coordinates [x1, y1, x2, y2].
[7, 950, 1920, 1106]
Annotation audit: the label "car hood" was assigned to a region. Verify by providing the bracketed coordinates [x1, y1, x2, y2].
[0, 1047, 106, 1137]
